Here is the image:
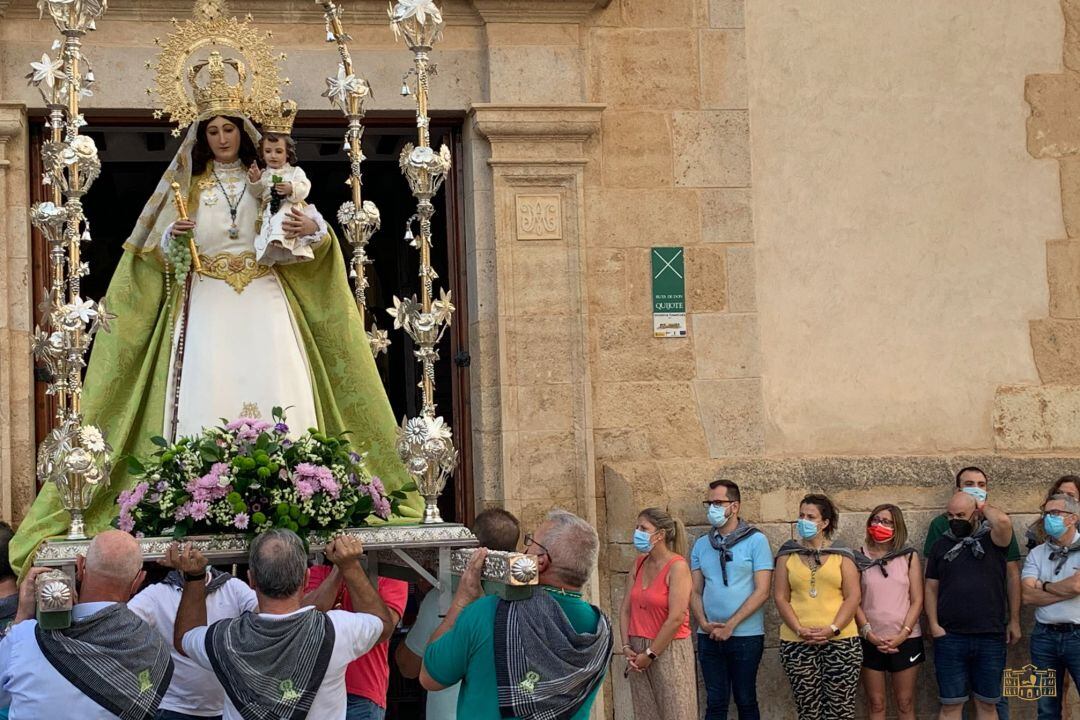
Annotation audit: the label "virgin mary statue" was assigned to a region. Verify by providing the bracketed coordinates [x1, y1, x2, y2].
[11, 48, 419, 571]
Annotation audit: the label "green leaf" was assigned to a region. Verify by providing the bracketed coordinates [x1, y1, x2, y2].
[125, 456, 146, 475]
[400, 481, 418, 493]
[150, 435, 169, 448]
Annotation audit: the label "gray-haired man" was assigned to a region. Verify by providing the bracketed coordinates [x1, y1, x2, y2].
[174, 530, 395, 720]
[1022, 493, 1080, 719]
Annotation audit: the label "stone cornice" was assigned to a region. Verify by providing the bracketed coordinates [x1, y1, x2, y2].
[0, 106, 26, 146]
[469, 0, 611, 24]
[471, 104, 604, 145]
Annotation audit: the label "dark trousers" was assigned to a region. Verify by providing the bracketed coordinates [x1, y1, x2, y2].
[697, 633, 765, 720]
[1029, 622, 1080, 720]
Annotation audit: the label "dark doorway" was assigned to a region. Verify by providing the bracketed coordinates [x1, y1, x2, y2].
[30, 115, 473, 528]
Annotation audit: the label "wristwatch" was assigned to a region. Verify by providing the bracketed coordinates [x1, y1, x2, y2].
[830, 624, 841, 637]
[645, 647, 658, 660]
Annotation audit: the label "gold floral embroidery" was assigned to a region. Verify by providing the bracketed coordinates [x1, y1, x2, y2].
[198, 252, 270, 293]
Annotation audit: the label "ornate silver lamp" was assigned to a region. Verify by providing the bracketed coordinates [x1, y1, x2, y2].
[389, 0, 457, 523]
[27, 0, 113, 539]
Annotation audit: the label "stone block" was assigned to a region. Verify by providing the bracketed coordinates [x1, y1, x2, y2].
[619, 0, 695, 27]
[516, 384, 576, 433]
[593, 427, 652, 461]
[467, 247, 497, 322]
[470, 320, 502, 390]
[692, 312, 760, 378]
[685, 245, 728, 312]
[1047, 239, 1080, 316]
[506, 316, 576, 386]
[510, 245, 574, 316]
[700, 187, 754, 243]
[512, 431, 581, 499]
[601, 112, 673, 189]
[1032, 318, 1080, 384]
[1059, 157, 1080, 239]
[709, 0, 744, 27]
[586, 247, 629, 314]
[589, 29, 699, 110]
[726, 246, 757, 311]
[700, 30, 748, 110]
[672, 110, 751, 187]
[8, 258, 30, 333]
[592, 315, 697, 382]
[693, 378, 765, 456]
[485, 23, 579, 46]
[993, 384, 1080, 451]
[489, 46, 585, 104]
[593, 380, 705, 431]
[602, 461, 665, 540]
[1025, 73, 1080, 159]
[625, 248, 655, 315]
[587, 188, 700, 247]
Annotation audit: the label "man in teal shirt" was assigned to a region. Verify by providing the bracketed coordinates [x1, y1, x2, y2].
[421, 509, 610, 719]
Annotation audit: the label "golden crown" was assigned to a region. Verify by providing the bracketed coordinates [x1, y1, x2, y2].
[260, 99, 298, 135]
[147, 0, 289, 136]
[190, 52, 246, 121]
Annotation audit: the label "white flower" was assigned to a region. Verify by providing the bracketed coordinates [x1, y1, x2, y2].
[409, 146, 435, 165]
[70, 135, 96, 160]
[64, 297, 97, 324]
[426, 415, 453, 441]
[27, 53, 65, 88]
[391, 0, 443, 27]
[79, 425, 105, 453]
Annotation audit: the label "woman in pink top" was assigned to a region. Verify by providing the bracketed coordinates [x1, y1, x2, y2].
[618, 507, 697, 720]
[854, 504, 924, 720]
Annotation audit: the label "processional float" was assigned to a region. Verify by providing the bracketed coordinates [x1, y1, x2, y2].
[26, 0, 535, 598]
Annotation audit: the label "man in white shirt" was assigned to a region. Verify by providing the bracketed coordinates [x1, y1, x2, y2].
[0, 530, 173, 720]
[395, 508, 521, 720]
[173, 529, 394, 720]
[129, 556, 258, 720]
[1022, 492, 1080, 719]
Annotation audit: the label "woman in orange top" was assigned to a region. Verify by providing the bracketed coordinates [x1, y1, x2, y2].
[618, 507, 697, 720]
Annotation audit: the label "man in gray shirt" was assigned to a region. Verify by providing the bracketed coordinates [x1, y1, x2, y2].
[1022, 493, 1080, 719]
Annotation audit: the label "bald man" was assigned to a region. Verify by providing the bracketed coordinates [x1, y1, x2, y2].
[0, 531, 173, 719]
[925, 492, 1014, 720]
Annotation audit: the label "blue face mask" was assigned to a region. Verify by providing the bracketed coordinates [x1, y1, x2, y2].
[633, 529, 655, 553]
[962, 487, 987, 504]
[707, 504, 727, 527]
[1045, 514, 1068, 539]
[796, 518, 819, 539]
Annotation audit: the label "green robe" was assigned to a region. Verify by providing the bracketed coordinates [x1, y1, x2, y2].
[11, 233, 420, 573]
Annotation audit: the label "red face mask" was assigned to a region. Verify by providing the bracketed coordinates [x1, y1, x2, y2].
[867, 523, 894, 543]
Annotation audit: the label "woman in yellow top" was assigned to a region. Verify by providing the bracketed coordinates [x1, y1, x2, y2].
[773, 494, 862, 720]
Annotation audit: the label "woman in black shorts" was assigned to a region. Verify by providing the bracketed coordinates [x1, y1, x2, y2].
[853, 504, 924, 720]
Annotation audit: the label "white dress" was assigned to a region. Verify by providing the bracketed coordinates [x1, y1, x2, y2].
[249, 163, 314, 265]
[162, 159, 321, 438]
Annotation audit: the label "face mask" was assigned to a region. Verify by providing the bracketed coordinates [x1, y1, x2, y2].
[707, 504, 727, 527]
[962, 487, 987, 504]
[948, 518, 972, 538]
[633, 529, 655, 554]
[867, 523, 894, 543]
[796, 518, 819, 539]
[1044, 514, 1068, 539]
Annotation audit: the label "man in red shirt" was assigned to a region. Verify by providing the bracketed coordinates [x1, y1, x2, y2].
[305, 562, 408, 719]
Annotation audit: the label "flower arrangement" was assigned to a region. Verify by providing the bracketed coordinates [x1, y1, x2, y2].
[117, 408, 415, 538]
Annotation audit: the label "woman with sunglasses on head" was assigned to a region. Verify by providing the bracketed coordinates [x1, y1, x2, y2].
[853, 504, 923, 720]
[618, 507, 697, 720]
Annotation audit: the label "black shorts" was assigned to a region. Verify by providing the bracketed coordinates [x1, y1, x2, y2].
[861, 636, 926, 673]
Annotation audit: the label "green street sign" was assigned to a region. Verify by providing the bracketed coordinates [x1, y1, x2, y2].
[652, 247, 687, 338]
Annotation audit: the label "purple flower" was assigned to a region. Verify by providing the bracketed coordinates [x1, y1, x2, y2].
[188, 501, 210, 521]
[118, 515, 135, 533]
[295, 479, 316, 500]
[174, 505, 189, 522]
[275, 422, 289, 434]
[118, 482, 149, 514]
[348, 451, 362, 463]
[233, 512, 250, 530]
[373, 496, 392, 519]
[156, 481, 168, 492]
[369, 475, 386, 497]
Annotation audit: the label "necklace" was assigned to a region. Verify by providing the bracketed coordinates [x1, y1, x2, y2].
[211, 166, 245, 239]
[543, 585, 583, 599]
[808, 563, 818, 598]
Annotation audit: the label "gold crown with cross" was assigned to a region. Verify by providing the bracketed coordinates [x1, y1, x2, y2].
[259, 98, 298, 135]
[147, 0, 290, 136]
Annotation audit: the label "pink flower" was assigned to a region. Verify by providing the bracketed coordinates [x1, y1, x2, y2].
[118, 482, 149, 513]
[295, 479, 316, 500]
[373, 496, 392, 519]
[118, 515, 135, 533]
[188, 501, 210, 521]
[369, 476, 386, 497]
[233, 512, 250, 530]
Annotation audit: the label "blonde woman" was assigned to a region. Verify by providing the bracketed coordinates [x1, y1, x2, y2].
[618, 507, 697, 720]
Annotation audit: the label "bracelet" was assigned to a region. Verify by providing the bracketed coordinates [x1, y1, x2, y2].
[1043, 580, 1050, 593]
[901, 625, 913, 634]
[183, 570, 207, 582]
[859, 623, 873, 639]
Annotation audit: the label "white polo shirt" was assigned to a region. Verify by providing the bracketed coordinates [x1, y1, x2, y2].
[1023, 532, 1080, 625]
[0, 602, 130, 719]
[181, 605, 383, 720]
[128, 577, 258, 717]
